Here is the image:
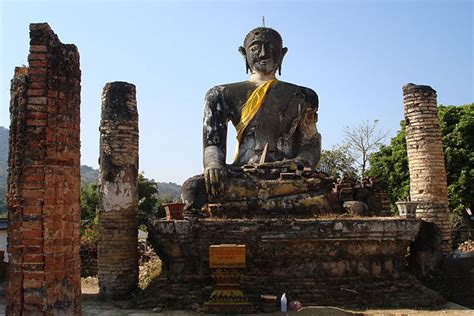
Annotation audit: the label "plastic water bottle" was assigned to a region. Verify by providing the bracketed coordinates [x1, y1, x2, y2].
[280, 293, 287, 313]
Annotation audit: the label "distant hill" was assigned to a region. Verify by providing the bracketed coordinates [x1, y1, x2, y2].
[0, 127, 7, 215]
[0, 127, 181, 210]
[80, 165, 181, 199]
[81, 165, 99, 185]
[156, 182, 181, 200]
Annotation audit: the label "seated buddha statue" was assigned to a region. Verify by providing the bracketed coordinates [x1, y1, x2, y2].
[182, 27, 332, 217]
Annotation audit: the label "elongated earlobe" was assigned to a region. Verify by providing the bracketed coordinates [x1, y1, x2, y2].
[279, 47, 288, 76]
[238, 46, 250, 73]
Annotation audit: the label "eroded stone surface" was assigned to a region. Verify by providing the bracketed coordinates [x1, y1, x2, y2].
[98, 81, 139, 299]
[145, 217, 444, 309]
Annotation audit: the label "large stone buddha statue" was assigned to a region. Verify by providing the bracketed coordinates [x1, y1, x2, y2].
[182, 27, 331, 216]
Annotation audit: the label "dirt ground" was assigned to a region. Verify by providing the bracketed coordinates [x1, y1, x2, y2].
[0, 279, 471, 315]
[77, 277, 473, 315]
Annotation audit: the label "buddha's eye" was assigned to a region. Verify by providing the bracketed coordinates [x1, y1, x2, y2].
[249, 45, 260, 53]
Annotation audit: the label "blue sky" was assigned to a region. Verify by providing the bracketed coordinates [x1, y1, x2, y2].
[1, 0, 472, 184]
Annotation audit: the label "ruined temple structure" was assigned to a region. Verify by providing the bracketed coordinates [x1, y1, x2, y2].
[7, 23, 81, 314]
[98, 82, 139, 298]
[145, 27, 445, 310]
[5, 22, 454, 313]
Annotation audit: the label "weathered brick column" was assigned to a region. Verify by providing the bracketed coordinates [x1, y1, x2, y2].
[98, 82, 139, 298]
[403, 83, 452, 255]
[7, 23, 81, 314]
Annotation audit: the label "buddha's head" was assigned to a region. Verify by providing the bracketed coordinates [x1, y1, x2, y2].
[239, 27, 288, 76]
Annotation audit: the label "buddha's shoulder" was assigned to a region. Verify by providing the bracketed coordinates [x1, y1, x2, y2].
[204, 81, 318, 104]
[205, 81, 255, 101]
[206, 81, 252, 92]
[276, 81, 318, 104]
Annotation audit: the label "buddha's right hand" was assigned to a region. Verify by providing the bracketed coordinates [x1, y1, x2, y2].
[204, 166, 226, 198]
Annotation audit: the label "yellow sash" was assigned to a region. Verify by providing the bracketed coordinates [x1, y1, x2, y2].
[233, 79, 277, 161]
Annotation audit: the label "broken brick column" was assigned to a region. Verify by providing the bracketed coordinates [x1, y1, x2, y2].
[98, 82, 139, 298]
[403, 83, 452, 256]
[7, 23, 81, 314]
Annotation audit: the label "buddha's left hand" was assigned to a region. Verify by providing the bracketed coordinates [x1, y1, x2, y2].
[204, 166, 226, 198]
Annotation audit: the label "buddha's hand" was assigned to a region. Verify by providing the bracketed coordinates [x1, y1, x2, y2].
[204, 166, 226, 198]
[257, 159, 305, 171]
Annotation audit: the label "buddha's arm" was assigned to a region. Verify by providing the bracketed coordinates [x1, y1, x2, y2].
[294, 89, 321, 168]
[202, 86, 228, 197]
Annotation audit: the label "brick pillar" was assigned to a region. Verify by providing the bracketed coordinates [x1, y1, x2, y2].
[7, 23, 81, 314]
[403, 83, 452, 255]
[98, 82, 139, 298]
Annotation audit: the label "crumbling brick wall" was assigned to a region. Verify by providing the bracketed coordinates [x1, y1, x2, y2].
[7, 23, 81, 314]
[403, 83, 452, 255]
[98, 82, 139, 298]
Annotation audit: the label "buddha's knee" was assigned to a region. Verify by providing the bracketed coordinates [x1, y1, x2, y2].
[181, 174, 207, 210]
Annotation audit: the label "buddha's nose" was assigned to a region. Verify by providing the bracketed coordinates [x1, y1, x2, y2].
[259, 43, 268, 58]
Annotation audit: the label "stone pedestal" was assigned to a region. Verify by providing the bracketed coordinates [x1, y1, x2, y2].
[203, 245, 253, 313]
[146, 217, 444, 309]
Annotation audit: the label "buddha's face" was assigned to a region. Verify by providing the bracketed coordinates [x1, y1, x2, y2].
[240, 28, 287, 76]
[246, 38, 281, 75]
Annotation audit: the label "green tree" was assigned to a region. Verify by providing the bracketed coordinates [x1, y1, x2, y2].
[438, 104, 474, 214]
[367, 121, 410, 210]
[80, 183, 99, 221]
[343, 120, 388, 177]
[319, 144, 357, 179]
[138, 173, 171, 224]
[138, 173, 158, 224]
[0, 194, 6, 218]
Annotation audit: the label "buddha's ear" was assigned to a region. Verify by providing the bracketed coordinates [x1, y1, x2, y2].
[279, 47, 288, 76]
[238, 46, 250, 74]
[238, 46, 246, 58]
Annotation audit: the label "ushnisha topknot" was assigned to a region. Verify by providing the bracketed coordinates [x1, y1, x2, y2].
[243, 27, 283, 47]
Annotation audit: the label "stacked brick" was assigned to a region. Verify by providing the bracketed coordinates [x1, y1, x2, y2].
[364, 177, 391, 216]
[7, 23, 81, 314]
[98, 82, 139, 298]
[403, 83, 452, 254]
[330, 176, 391, 216]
